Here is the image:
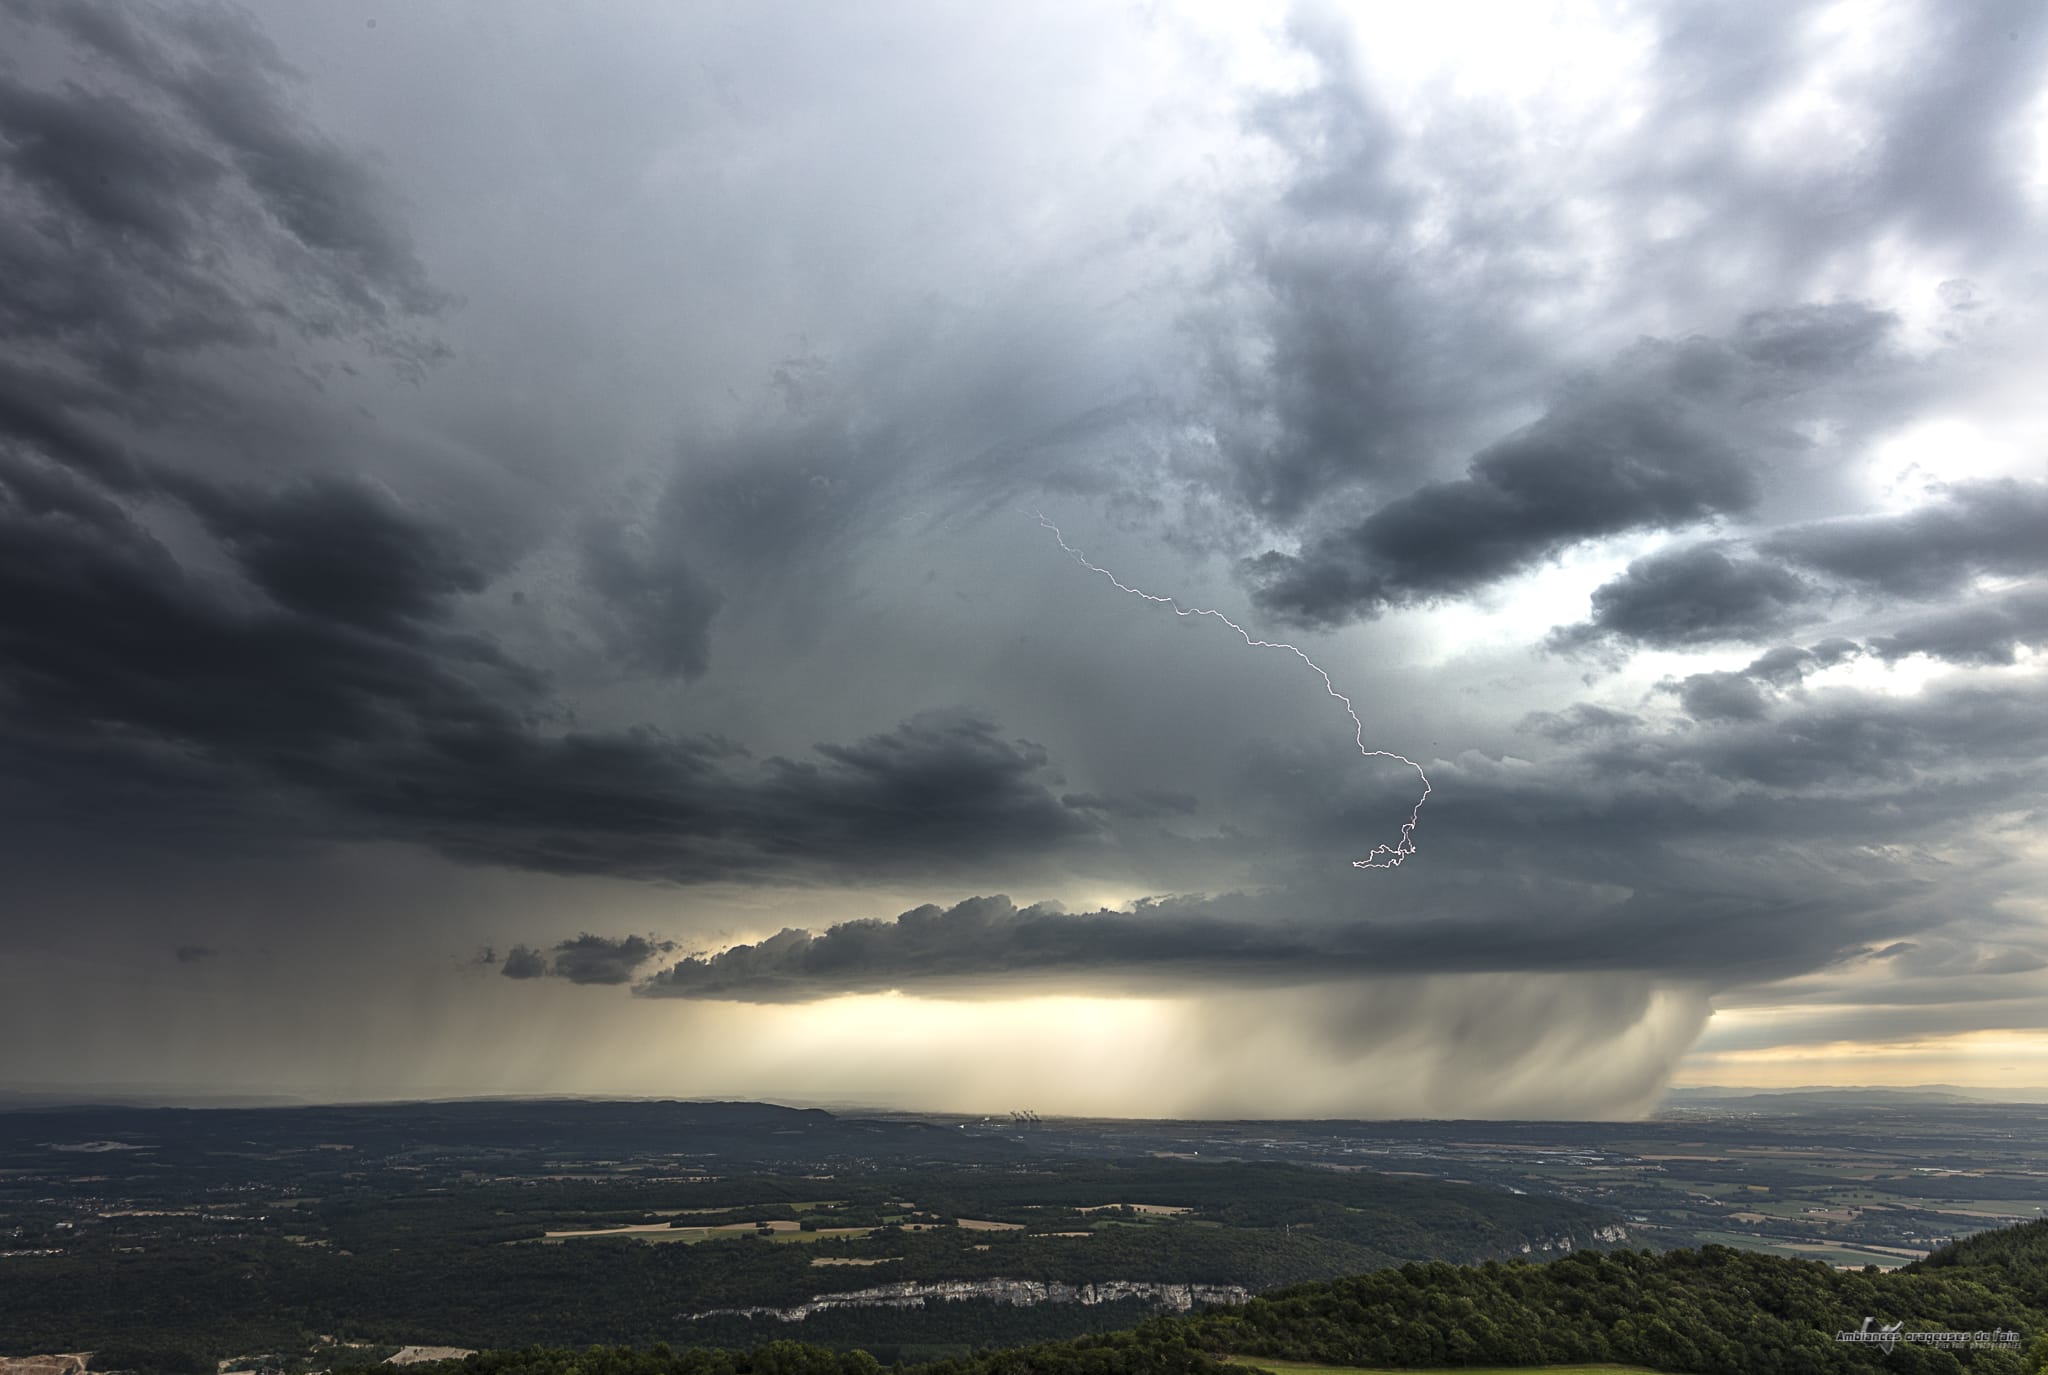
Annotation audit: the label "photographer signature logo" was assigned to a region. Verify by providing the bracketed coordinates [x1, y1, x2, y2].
[1834, 1316, 2019, 1353]
[1843, 1318, 1906, 1354]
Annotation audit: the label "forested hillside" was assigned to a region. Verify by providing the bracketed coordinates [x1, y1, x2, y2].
[336, 1221, 2048, 1375]
[1175, 1241, 2036, 1373]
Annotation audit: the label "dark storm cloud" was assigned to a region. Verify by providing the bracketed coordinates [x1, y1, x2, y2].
[1868, 586, 2048, 666]
[173, 944, 217, 964]
[638, 879, 1895, 1004]
[0, 470, 1092, 880]
[1242, 308, 1894, 627]
[2, 0, 2046, 1101]
[0, 0, 450, 395]
[1616, 680, 2048, 793]
[1256, 672, 2048, 939]
[181, 476, 492, 631]
[1762, 478, 2048, 596]
[1727, 303, 1901, 373]
[1197, 0, 2037, 538]
[494, 934, 688, 985]
[664, 408, 900, 580]
[739, 712, 1089, 871]
[1207, 17, 1529, 520]
[1196, 0, 2048, 651]
[500, 933, 678, 986]
[1554, 544, 1819, 652]
[0, 386, 1093, 884]
[614, 591, 2048, 1004]
[0, 0, 1099, 889]
[499, 945, 547, 981]
[1671, 672, 1770, 723]
[1739, 639, 1862, 688]
[163, 17, 451, 325]
[1557, 480, 2048, 657]
[0, 73, 223, 255]
[548, 934, 675, 986]
[578, 522, 723, 680]
[637, 670, 2048, 1005]
[633, 894, 1362, 1001]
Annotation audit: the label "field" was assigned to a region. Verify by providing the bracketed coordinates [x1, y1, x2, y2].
[1691, 1230, 1925, 1269]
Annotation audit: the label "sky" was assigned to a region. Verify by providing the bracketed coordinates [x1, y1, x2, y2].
[2, 0, 2046, 1118]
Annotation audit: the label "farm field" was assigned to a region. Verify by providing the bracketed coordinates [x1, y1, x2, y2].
[1691, 1230, 1920, 1269]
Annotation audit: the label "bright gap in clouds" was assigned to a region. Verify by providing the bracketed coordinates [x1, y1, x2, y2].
[1862, 417, 2042, 508]
[1679, 1030, 2048, 1089]
[2028, 84, 2048, 210]
[1337, 0, 1656, 113]
[1406, 531, 1678, 668]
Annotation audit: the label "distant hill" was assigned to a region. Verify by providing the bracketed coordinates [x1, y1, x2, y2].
[1664, 1084, 2048, 1108]
[1912, 1215, 2048, 1310]
[0, 1097, 1033, 1165]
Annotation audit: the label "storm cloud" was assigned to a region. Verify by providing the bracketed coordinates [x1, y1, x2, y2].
[1556, 479, 2048, 658]
[501, 934, 677, 985]
[1554, 544, 1820, 652]
[637, 882, 1894, 1003]
[0, 461, 1096, 881]
[4, 0, 2048, 1112]
[0, 1, 1101, 887]
[1869, 586, 2048, 666]
[1763, 478, 2048, 597]
[499, 945, 548, 981]
[1243, 308, 1895, 628]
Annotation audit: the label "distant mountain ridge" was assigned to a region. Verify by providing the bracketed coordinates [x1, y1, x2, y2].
[0, 1097, 1035, 1165]
[1662, 1084, 2048, 1108]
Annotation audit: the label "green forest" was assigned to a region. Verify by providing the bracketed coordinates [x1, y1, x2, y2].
[309, 1219, 2048, 1375]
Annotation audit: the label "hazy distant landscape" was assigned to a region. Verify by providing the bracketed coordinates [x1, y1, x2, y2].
[4, 1094, 2045, 1367]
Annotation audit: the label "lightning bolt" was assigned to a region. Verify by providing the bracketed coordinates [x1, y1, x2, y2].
[1034, 511, 1430, 869]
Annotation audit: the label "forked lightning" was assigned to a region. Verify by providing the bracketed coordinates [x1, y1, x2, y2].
[1035, 511, 1430, 869]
